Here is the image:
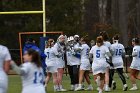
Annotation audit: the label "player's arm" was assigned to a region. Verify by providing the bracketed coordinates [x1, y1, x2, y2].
[105, 47, 113, 66]
[89, 48, 94, 62]
[10, 61, 28, 75]
[53, 47, 63, 58]
[4, 47, 12, 74]
[110, 46, 115, 55]
[125, 48, 137, 58]
[4, 60, 10, 74]
[122, 46, 126, 57]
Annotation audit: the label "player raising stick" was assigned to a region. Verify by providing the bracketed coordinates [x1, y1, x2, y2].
[75, 36, 93, 91]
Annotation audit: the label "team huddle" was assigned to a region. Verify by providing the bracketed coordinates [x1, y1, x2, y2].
[0, 31, 140, 93]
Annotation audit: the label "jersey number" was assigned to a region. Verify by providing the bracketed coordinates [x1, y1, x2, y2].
[86, 49, 89, 56]
[33, 71, 44, 84]
[115, 49, 122, 56]
[96, 50, 100, 58]
[46, 52, 50, 59]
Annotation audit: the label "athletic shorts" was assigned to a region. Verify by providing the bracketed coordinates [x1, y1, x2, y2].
[46, 66, 58, 73]
[80, 63, 91, 70]
[130, 61, 140, 71]
[92, 62, 109, 75]
[57, 61, 65, 69]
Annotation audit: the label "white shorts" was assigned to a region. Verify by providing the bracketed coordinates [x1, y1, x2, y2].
[80, 63, 91, 70]
[57, 61, 65, 68]
[112, 61, 123, 69]
[130, 61, 140, 70]
[46, 66, 58, 73]
[0, 72, 8, 93]
[92, 62, 109, 75]
[22, 86, 46, 93]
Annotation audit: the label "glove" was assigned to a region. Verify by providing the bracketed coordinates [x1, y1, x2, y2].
[106, 59, 114, 67]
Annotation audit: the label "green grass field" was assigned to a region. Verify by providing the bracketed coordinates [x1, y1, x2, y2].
[8, 74, 140, 93]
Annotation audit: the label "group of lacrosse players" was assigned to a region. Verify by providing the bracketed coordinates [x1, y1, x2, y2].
[1, 31, 140, 93]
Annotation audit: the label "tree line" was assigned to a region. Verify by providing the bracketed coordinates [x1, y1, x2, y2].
[0, 0, 140, 49]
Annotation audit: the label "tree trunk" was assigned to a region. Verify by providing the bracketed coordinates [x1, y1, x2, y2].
[111, 0, 119, 28]
[137, 0, 140, 36]
[118, 0, 128, 46]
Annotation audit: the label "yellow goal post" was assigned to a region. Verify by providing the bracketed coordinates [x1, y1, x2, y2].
[0, 0, 47, 37]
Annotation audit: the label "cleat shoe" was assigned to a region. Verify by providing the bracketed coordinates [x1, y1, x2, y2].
[70, 85, 75, 91]
[59, 88, 67, 92]
[75, 86, 82, 91]
[123, 84, 128, 91]
[112, 81, 116, 90]
[129, 86, 138, 91]
[85, 85, 93, 91]
[104, 85, 110, 92]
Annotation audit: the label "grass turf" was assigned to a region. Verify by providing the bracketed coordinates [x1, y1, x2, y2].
[8, 74, 140, 93]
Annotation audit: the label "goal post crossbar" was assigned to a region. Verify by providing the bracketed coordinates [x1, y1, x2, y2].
[0, 11, 44, 14]
[19, 31, 63, 62]
[0, 0, 47, 36]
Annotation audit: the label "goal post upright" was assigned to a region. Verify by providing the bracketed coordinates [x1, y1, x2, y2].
[19, 31, 63, 62]
[42, 0, 46, 37]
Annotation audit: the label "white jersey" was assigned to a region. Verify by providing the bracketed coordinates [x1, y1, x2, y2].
[90, 45, 110, 62]
[90, 45, 110, 75]
[80, 44, 90, 63]
[21, 62, 45, 93]
[67, 51, 80, 66]
[0, 45, 11, 71]
[53, 43, 65, 68]
[110, 43, 125, 68]
[73, 43, 81, 64]
[130, 45, 140, 70]
[104, 41, 111, 49]
[0, 45, 11, 93]
[44, 47, 58, 66]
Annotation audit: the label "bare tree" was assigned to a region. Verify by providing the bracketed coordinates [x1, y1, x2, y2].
[111, 0, 119, 28]
[118, 0, 128, 46]
[98, 0, 107, 23]
[137, 0, 140, 36]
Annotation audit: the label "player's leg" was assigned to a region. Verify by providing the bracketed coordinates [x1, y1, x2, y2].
[109, 69, 115, 89]
[135, 71, 140, 80]
[72, 65, 79, 90]
[99, 73, 105, 93]
[52, 72, 59, 91]
[116, 68, 128, 91]
[68, 65, 75, 90]
[104, 68, 110, 91]
[45, 72, 52, 86]
[130, 69, 138, 90]
[75, 70, 85, 91]
[84, 71, 93, 90]
[57, 68, 66, 91]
